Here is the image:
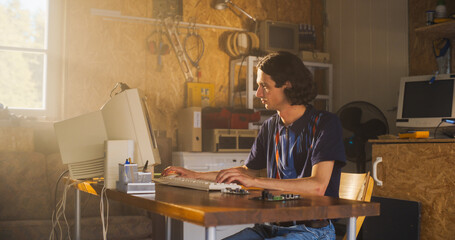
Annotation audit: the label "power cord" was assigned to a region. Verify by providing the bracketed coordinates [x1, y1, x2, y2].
[50, 170, 69, 240]
[100, 185, 109, 240]
[49, 179, 80, 240]
[434, 120, 444, 138]
[434, 118, 455, 138]
[109, 82, 130, 97]
[53, 170, 69, 214]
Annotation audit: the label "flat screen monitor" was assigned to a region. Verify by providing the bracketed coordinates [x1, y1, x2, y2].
[54, 88, 160, 179]
[396, 74, 455, 129]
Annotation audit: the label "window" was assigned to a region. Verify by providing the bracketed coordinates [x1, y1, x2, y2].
[0, 0, 63, 120]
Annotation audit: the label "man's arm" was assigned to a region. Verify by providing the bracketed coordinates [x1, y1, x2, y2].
[161, 165, 261, 182]
[161, 166, 218, 180]
[216, 161, 334, 196]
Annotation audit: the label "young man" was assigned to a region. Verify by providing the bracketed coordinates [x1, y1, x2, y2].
[163, 51, 346, 239]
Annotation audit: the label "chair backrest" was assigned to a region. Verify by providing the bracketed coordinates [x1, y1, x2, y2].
[339, 172, 374, 240]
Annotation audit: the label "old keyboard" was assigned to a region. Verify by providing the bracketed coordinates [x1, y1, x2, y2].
[154, 175, 241, 191]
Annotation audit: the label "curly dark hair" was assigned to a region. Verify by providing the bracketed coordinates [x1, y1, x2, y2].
[257, 51, 317, 106]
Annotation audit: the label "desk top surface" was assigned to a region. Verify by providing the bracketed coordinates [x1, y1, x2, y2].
[84, 183, 379, 227]
[369, 138, 455, 143]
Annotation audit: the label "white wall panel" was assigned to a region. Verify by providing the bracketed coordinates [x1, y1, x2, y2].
[327, 0, 408, 134]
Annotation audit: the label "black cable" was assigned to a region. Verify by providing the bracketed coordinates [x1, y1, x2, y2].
[434, 118, 455, 138]
[183, 31, 205, 68]
[183, 23, 205, 81]
[434, 120, 444, 138]
[53, 170, 70, 210]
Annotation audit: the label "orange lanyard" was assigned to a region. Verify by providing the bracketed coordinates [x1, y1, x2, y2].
[274, 129, 281, 179]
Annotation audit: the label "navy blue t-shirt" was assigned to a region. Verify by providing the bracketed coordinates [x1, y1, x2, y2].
[245, 105, 346, 198]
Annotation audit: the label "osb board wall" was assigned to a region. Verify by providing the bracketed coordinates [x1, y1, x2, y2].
[64, 0, 324, 146]
[372, 143, 455, 240]
[409, 0, 455, 75]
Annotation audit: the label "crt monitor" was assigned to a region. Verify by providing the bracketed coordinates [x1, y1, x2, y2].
[258, 20, 299, 54]
[396, 74, 455, 129]
[101, 88, 161, 169]
[54, 88, 161, 179]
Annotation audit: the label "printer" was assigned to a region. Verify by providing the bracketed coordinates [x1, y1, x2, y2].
[172, 152, 249, 172]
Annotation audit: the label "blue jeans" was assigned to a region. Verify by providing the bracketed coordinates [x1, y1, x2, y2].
[222, 221, 335, 240]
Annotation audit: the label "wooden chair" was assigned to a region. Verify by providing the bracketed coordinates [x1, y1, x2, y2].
[339, 172, 375, 240]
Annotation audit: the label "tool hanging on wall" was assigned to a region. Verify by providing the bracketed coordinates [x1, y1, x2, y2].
[163, 17, 194, 82]
[183, 20, 205, 81]
[433, 38, 451, 74]
[157, 25, 169, 71]
[220, 31, 259, 58]
[147, 21, 170, 71]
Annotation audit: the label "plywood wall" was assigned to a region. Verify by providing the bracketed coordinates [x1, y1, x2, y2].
[63, 0, 324, 147]
[409, 0, 455, 75]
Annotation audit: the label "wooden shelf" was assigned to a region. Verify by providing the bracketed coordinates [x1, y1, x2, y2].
[415, 20, 455, 40]
[229, 56, 333, 111]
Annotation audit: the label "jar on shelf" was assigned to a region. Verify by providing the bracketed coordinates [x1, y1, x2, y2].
[435, 0, 447, 19]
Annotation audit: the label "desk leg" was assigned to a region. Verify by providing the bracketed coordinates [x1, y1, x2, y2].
[346, 217, 356, 240]
[75, 188, 81, 240]
[205, 227, 216, 240]
[165, 216, 171, 240]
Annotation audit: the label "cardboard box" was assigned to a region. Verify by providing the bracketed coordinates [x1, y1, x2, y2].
[202, 129, 258, 152]
[178, 107, 202, 152]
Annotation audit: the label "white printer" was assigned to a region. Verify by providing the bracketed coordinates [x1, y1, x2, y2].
[172, 151, 249, 172]
[171, 151, 252, 240]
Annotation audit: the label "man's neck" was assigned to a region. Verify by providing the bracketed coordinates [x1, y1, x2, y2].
[277, 105, 307, 126]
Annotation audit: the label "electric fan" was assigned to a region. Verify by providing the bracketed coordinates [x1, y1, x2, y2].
[336, 101, 389, 173]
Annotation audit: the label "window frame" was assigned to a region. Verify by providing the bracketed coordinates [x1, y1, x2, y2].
[1, 0, 64, 121]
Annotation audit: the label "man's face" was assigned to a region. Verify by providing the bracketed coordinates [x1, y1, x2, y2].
[255, 69, 290, 110]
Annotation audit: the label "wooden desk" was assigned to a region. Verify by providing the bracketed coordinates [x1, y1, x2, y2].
[74, 183, 379, 240]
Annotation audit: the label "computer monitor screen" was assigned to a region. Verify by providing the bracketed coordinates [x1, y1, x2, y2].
[269, 25, 296, 50]
[396, 74, 455, 129]
[258, 20, 299, 54]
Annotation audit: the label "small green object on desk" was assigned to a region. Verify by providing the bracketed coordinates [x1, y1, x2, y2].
[250, 190, 302, 201]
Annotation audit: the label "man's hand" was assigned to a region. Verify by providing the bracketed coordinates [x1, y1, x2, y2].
[162, 166, 197, 178]
[162, 165, 261, 186]
[161, 166, 220, 181]
[215, 161, 334, 196]
[215, 167, 257, 187]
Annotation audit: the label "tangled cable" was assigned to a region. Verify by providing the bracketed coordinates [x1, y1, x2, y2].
[183, 20, 205, 80]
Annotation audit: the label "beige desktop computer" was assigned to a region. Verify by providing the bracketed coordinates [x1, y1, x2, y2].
[54, 88, 161, 180]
